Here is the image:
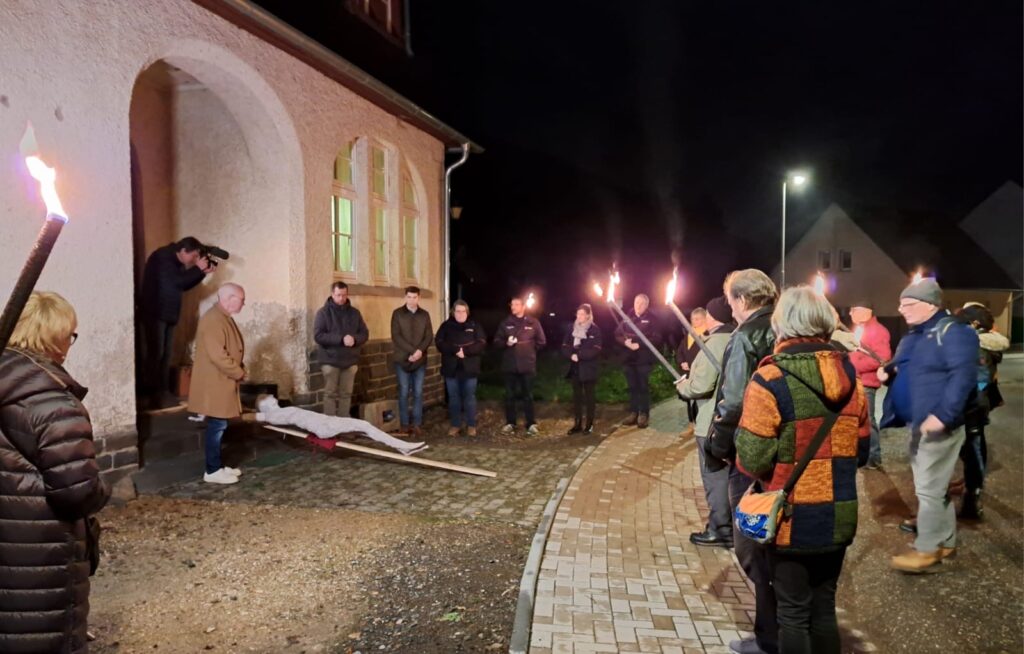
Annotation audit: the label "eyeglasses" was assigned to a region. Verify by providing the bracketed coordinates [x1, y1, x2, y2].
[70, 332, 78, 344]
[898, 300, 922, 311]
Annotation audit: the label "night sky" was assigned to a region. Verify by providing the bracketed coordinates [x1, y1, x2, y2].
[252, 1, 1022, 315]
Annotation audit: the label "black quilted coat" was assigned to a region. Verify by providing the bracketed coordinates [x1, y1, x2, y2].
[0, 348, 110, 653]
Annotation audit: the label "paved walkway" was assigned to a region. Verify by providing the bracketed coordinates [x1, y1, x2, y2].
[529, 403, 756, 654]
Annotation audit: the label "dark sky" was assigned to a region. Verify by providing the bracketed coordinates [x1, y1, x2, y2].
[253, 1, 1022, 313]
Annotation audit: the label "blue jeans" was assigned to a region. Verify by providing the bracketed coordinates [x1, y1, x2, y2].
[445, 376, 478, 427]
[204, 418, 229, 474]
[395, 365, 425, 427]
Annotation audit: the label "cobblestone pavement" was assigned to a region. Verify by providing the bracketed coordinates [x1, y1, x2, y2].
[529, 401, 878, 654]
[160, 436, 591, 528]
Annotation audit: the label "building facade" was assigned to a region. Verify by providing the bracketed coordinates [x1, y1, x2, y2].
[0, 0, 475, 490]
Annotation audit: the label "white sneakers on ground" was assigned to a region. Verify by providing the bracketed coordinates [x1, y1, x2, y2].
[223, 466, 242, 477]
[203, 468, 240, 484]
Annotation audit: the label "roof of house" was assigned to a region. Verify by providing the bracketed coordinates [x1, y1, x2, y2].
[842, 204, 1021, 291]
[194, 0, 483, 153]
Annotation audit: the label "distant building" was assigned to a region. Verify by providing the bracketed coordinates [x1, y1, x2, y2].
[0, 0, 479, 488]
[773, 203, 1020, 339]
[959, 181, 1023, 290]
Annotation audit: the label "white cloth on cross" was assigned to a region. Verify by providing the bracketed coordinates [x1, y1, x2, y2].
[255, 395, 427, 456]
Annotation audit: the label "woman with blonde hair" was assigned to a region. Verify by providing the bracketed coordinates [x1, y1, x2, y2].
[734, 285, 869, 654]
[0, 291, 110, 653]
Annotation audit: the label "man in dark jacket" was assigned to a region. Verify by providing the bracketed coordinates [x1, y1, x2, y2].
[139, 236, 213, 407]
[881, 278, 979, 574]
[314, 282, 369, 417]
[391, 286, 433, 437]
[494, 296, 547, 435]
[704, 269, 778, 654]
[614, 293, 662, 428]
[435, 300, 488, 436]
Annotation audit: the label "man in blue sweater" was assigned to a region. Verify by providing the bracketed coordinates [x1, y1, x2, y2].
[880, 278, 979, 574]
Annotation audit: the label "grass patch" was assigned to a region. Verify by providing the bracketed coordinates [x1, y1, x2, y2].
[476, 349, 678, 405]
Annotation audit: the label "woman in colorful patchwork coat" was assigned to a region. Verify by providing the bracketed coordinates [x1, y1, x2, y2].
[735, 286, 869, 654]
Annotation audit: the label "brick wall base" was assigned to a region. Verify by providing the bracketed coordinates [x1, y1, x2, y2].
[95, 426, 139, 502]
[296, 339, 443, 412]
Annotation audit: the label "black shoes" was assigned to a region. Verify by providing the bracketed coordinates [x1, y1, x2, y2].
[583, 424, 594, 435]
[623, 412, 638, 426]
[567, 423, 583, 435]
[960, 489, 984, 520]
[637, 413, 649, 429]
[690, 529, 733, 548]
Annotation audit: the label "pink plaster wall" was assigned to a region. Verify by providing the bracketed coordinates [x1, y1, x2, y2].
[0, 0, 446, 434]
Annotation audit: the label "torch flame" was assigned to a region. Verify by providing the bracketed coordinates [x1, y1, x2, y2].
[912, 270, 924, 284]
[20, 124, 67, 221]
[526, 292, 536, 310]
[592, 282, 603, 298]
[606, 271, 620, 304]
[664, 269, 678, 305]
[813, 272, 826, 297]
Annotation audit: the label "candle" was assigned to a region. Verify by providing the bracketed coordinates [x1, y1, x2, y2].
[0, 124, 70, 351]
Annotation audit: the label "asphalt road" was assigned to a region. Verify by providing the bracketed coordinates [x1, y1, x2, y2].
[838, 353, 1023, 653]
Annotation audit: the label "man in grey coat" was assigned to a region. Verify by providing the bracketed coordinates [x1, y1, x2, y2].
[675, 296, 735, 548]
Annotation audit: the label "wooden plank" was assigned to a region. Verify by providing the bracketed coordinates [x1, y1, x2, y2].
[263, 425, 497, 478]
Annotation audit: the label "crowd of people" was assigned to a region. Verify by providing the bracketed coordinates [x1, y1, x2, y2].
[0, 234, 1011, 651]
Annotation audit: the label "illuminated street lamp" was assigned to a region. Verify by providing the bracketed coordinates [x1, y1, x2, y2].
[781, 171, 809, 288]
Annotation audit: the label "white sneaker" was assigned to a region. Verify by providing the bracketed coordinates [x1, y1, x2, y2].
[527, 424, 540, 436]
[501, 424, 516, 434]
[224, 466, 242, 477]
[203, 468, 239, 485]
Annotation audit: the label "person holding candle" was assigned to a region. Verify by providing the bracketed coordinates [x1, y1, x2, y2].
[495, 296, 547, 435]
[615, 293, 661, 428]
[0, 291, 110, 652]
[139, 236, 215, 409]
[848, 300, 891, 469]
[675, 296, 734, 547]
[561, 303, 603, 435]
[188, 283, 248, 485]
[435, 300, 488, 437]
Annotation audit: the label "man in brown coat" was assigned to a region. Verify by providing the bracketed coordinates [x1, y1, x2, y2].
[188, 283, 247, 484]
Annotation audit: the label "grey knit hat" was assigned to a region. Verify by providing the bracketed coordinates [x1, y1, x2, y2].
[900, 278, 943, 306]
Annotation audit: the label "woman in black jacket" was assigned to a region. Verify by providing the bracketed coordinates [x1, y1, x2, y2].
[562, 303, 603, 434]
[0, 291, 110, 653]
[435, 300, 488, 436]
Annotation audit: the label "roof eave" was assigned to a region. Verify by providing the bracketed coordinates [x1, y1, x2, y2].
[191, 0, 484, 153]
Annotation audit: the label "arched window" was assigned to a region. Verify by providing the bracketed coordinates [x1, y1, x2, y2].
[400, 165, 419, 281]
[369, 143, 389, 280]
[331, 140, 357, 273]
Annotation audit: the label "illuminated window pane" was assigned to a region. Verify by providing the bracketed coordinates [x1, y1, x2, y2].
[402, 214, 417, 278]
[401, 171, 415, 207]
[334, 141, 353, 186]
[373, 206, 387, 277]
[331, 196, 353, 272]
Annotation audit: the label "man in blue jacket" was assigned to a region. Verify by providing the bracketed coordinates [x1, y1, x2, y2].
[880, 278, 978, 574]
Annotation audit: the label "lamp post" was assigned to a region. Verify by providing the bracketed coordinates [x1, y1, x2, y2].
[780, 172, 808, 289]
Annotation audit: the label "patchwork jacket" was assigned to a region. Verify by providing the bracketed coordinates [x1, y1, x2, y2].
[735, 338, 869, 552]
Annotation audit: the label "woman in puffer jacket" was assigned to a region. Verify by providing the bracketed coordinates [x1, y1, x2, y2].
[953, 302, 1010, 519]
[0, 291, 110, 653]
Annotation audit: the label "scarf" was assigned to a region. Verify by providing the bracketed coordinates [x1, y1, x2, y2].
[572, 319, 592, 347]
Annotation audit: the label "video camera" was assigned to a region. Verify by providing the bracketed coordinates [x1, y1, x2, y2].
[199, 244, 230, 268]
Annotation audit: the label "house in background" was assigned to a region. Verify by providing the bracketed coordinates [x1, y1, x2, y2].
[1, 0, 479, 493]
[772, 203, 1020, 339]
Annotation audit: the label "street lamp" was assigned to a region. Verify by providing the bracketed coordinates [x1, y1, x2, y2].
[780, 171, 809, 288]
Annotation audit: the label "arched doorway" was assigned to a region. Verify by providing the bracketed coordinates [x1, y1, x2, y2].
[129, 48, 304, 475]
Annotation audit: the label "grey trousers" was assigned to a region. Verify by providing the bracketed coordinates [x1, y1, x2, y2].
[322, 364, 358, 417]
[695, 436, 732, 537]
[911, 424, 966, 552]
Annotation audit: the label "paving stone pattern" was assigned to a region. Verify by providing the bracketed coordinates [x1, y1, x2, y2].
[530, 415, 757, 654]
[160, 440, 587, 528]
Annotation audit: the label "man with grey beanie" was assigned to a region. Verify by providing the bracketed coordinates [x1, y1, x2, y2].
[879, 277, 978, 574]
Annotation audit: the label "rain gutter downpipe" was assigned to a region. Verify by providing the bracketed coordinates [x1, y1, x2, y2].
[443, 143, 470, 315]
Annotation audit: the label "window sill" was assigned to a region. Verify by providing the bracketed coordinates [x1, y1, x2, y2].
[343, 283, 434, 299]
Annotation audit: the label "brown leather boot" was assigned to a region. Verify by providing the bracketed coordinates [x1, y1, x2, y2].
[890, 549, 943, 574]
[623, 412, 638, 426]
[637, 413, 649, 428]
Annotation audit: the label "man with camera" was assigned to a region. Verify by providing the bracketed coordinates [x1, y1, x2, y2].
[139, 236, 216, 409]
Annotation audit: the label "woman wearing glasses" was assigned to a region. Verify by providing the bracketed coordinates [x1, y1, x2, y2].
[0, 291, 110, 653]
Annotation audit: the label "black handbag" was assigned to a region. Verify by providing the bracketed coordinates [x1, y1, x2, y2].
[86, 516, 101, 576]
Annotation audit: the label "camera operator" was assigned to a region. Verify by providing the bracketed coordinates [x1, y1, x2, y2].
[139, 236, 215, 408]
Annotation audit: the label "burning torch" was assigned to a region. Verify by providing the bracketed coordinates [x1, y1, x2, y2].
[664, 269, 722, 374]
[0, 124, 70, 352]
[598, 271, 681, 383]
